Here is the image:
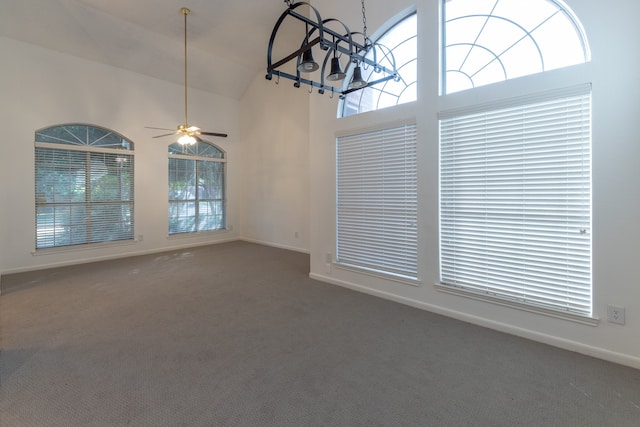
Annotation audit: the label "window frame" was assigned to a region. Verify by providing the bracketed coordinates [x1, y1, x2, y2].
[168, 141, 227, 235]
[437, 0, 594, 322]
[438, 85, 593, 320]
[339, 9, 418, 118]
[336, 121, 419, 283]
[34, 124, 135, 250]
[442, 0, 591, 95]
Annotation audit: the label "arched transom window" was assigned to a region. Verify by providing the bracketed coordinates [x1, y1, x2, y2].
[340, 12, 417, 117]
[443, 0, 590, 94]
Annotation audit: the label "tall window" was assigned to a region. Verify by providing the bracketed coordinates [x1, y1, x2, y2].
[439, 87, 592, 316]
[168, 141, 226, 234]
[340, 12, 417, 117]
[443, 0, 590, 94]
[337, 123, 418, 280]
[439, 0, 592, 318]
[35, 124, 134, 249]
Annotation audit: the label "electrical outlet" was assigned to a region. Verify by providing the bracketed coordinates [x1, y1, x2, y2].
[325, 253, 332, 263]
[607, 305, 625, 325]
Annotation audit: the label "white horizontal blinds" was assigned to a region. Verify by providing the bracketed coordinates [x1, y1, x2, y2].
[337, 123, 418, 279]
[196, 160, 226, 231]
[168, 158, 197, 234]
[168, 141, 226, 235]
[35, 146, 134, 249]
[439, 86, 592, 315]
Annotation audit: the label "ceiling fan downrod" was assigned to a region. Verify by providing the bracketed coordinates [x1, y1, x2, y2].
[181, 7, 190, 129]
[144, 7, 228, 143]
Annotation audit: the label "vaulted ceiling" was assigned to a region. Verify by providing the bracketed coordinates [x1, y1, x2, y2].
[1, 0, 300, 100]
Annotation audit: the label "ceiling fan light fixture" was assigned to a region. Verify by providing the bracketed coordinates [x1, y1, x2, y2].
[178, 133, 197, 145]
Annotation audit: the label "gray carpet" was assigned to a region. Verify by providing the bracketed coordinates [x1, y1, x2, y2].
[1, 241, 639, 426]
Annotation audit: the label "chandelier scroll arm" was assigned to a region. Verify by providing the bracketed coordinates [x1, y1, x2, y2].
[267, 1, 326, 79]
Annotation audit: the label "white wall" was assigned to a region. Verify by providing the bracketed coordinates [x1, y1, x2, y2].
[0, 37, 241, 274]
[308, 0, 640, 368]
[238, 74, 312, 253]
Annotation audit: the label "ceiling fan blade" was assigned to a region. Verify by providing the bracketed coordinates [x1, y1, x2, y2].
[152, 133, 176, 138]
[200, 131, 228, 138]
[145, 126, 175, 131]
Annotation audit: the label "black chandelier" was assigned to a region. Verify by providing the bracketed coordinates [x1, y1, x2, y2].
[266, 0, 399, 98]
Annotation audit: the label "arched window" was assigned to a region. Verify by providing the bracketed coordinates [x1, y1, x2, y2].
[438, 0, 593, 319]
[340, 12, 417, 117]
[443, 0, 590, 94]
[168, 141, 226, 234]
[35, 124, 134, 249]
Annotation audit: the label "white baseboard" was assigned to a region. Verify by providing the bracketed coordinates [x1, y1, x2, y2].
[239, 237, 310, 254]
[2, 237, 240, 277]
[310, 272, 640, 370]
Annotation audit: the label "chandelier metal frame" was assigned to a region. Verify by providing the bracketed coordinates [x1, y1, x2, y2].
[266, 1, 399, 98]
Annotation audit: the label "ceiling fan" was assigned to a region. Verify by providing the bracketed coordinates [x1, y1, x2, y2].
[146, 7, 227, 145]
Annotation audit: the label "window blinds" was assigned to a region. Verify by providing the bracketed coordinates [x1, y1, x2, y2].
[439, 86, 592, 316]
[35, 146, 134, 249]
[337, 123, 418, 280]
[168, 157, 226, 235]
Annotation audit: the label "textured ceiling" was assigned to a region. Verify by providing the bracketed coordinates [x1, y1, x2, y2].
[1, 0, 298, 99]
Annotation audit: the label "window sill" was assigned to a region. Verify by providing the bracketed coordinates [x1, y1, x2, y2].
[435, 283, 600, 327]
[32, 239, 138, 256]
[166, 228, 231, 240]
[334, 262, 421, 287]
